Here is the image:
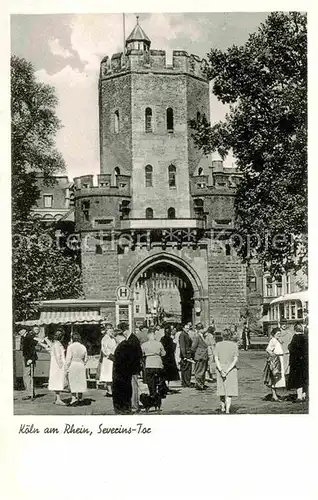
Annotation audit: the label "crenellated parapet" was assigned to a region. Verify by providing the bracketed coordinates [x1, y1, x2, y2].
[74, 174, 131, 197]
[100, 49, 208, 81]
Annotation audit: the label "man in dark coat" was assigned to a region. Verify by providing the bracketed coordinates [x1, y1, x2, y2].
[179, 324, 193, 387]
[191, 323, 209, 390]
[22, 328, 38, 400]
[113, 323, 143, 414]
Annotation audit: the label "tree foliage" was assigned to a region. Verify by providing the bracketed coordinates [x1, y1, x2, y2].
[191, 12, 307, 276]
[11, 56, 82, 321]
[12, 219, 82, 322]
[11, 55, 65, 222]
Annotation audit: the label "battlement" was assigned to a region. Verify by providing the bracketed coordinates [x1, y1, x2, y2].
[100, 49, 208, 81]
[190, 165, 242, 196]
[73, 174, 131, 197]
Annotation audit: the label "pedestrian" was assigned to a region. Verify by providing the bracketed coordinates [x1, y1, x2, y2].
[214, 329, 239, 414]
[112, 332, 133, 414]
[265, 327, 286, 401]
[65, 332, 88, 406]
[241, 325, 251, 351]
[161, 325, 180, 389]
[179, 323, 193, 387]
[141, 328, 166, 398]
[187, 323, 197, 342]
[99, 323, 117, 397]
[135, 323, 149, 345]
[173, 325, 183, 369]
[21, 328, 38, 400]
[117, 322, 143, 413]
[287, 324, 309, 402]
[191, 323, 209, 391]
[205, 325, 217, 382]
[48, 329, 67, 405]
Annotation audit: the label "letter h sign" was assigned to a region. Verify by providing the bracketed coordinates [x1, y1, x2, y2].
[116, 285, 130, 301]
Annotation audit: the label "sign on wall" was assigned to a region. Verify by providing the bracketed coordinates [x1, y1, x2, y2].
[116, 285, 130, 301]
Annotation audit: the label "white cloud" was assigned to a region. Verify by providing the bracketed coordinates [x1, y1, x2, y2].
[35, 65, 100, 180]
[48, 38, 73, 59]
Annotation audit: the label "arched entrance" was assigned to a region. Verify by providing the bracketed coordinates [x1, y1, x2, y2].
[126, 254, 204, 326]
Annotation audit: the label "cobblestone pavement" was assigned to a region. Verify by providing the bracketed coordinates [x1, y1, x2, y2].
[14, 350, 308, 415]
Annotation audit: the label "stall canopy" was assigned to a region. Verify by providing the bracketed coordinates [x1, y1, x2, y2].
[17, 310, 101, 326]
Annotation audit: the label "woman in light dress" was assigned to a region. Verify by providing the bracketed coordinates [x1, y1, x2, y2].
[214, 329, 239, 414]
[99, 324, 117, 397]
[65, 332, 88, 406]
[266, 327, 286, 401]
[48, 330, 66, 405]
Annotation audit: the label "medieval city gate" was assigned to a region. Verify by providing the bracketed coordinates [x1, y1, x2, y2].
[126, 254, 206, 327]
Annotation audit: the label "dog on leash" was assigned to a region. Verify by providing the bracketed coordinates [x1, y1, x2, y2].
[140, 393, 162, 412]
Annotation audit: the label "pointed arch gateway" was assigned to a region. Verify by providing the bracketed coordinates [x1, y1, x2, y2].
[126, 253, 205, 325]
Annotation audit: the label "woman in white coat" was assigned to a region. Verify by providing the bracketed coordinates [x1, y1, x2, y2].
[99, 324, 117, 397]
[48, 330, 66, 405]
[65, 332, 88, 405]
[266, 327, 286, 401]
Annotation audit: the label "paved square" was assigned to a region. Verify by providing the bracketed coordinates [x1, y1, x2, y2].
[14, 350, 308, 415]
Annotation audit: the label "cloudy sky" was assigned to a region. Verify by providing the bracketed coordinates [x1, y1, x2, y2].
[11, 13, 269, 180]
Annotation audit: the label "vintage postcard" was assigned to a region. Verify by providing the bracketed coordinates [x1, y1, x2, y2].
[1, 3, 316, 500]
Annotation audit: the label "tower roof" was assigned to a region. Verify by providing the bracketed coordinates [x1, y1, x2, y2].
[126, 16, 151, 44]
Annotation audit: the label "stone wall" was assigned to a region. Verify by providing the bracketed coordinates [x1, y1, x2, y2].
[82, 241, 119, 301]
[130, 72, 191, 219]
[208, 251, 247, 330]
[99, 73, 132, 175]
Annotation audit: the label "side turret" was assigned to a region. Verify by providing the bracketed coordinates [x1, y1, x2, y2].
[74, 175, 131, 232]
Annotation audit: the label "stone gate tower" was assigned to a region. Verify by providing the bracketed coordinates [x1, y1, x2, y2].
[74, 18, 247, 330]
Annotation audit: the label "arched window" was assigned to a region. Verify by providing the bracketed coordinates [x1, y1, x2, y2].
[198, 167, 203, 176]
[114, 110, 119, 133]
[167, 207, 176, 219]
[194, 198, 204, 218]
[145, 107, 152, 133]
[112, 167, 120, 186]
[166, 107, 174, 132]
[145, 165, 153, 187]
[168, 164, 176, 188]
[145, 207, 153, 219]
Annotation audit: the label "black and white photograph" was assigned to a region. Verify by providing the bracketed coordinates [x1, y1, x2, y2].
[11, 11, 308, 417]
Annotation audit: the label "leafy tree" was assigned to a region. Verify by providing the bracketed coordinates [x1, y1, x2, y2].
[11, 56, 82, 320]
[191, 12, 307, 277]
[11, 55, 65, 222]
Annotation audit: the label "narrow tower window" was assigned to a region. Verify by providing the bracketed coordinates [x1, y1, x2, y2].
[168, 164, 176, 188]
[198, 167, 203, 176]
[112, 167, 120, 186]
[114, 110, 119, 133]
[145, 165, 153, 187]
[145, 107, 152, 133]
[167, 108, 174, 132]
[167, 207, 176, 219]
[145, 207, 153, 219]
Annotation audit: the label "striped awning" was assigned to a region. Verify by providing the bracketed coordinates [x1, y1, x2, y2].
[39, 310, 101, 325]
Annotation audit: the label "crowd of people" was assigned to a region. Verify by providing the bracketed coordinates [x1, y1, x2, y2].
[18, 318, 309, 414]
